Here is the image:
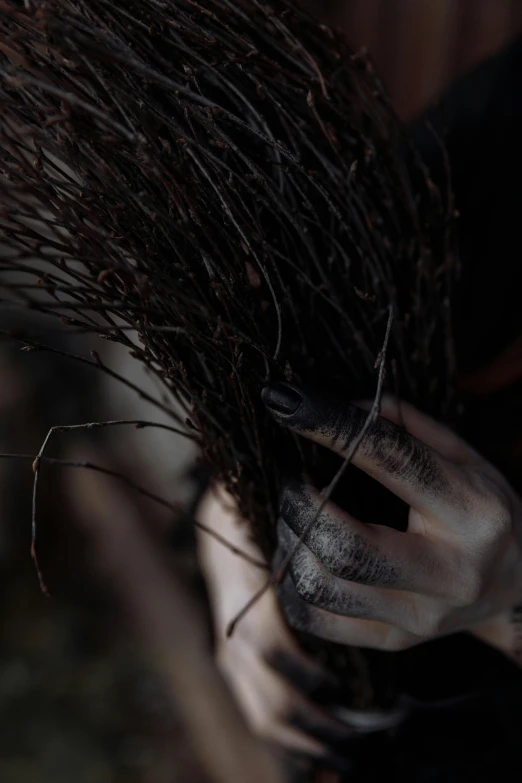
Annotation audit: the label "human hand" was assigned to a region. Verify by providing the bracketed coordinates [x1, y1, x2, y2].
[262, 383, 522, 658]
[196, 485, 373, 768]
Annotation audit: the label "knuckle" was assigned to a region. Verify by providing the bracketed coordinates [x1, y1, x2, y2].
[378, 436, 416, 477]
[367, 424, 416, 472]
[292, 565, 324, 605]
[489, 493, 513, 533]
[279, 481, 313, 527]
[453, 571, 483, 607]
[337, 535, 398, 587]
[414, 623, 435, 640]
[481, 496, 511, 534]
[277, 576, 313, 629]
[291, 548, 328, 607]
[279, 486, 298, 522]
[409, 608, 442, 638]
[462, 472, 513, 533]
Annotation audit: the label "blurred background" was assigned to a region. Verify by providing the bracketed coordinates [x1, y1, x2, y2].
[1, 2, 522, 782]
[319, 0, 522, 117]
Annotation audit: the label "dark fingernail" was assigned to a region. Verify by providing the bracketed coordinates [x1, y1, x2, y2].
[262, 382, 302, 416]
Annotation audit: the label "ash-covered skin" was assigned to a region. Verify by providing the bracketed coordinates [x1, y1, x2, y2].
[275, 566, 342, 643]
[271, 546, 351, 649]
[262, 383, 450, 498]
[280, 480, 400, 588]
[277, 518, 371, 619]
[276, 570, 314, 632]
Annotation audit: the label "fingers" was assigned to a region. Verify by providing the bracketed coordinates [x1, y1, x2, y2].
[361, 394, 479, 465]
[220, 653, 326, 757]
[279, 481, 466, 601]
[277, 568, 417, 651]
[218, 641, 355, 760]
[277, 521, 437, 638]
[273, 535, 418, 650]
[262, 382, 466, 518]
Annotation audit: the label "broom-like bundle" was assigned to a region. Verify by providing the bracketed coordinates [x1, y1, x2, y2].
[0, 0, 457, 704]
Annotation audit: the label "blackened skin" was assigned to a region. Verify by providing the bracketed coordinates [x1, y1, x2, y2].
[279, 480, 400, 588]
[276, 519, 372, 620]
[262, 382, 449, 498]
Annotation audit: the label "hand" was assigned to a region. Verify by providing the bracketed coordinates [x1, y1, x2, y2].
[196, 485, 360, 768]
[262, 383, 522, 658]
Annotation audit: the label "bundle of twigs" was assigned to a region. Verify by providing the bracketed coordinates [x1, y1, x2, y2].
[0, 0, 457, 661]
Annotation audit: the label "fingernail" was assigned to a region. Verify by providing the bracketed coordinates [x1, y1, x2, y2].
[261, 382, 302, 415]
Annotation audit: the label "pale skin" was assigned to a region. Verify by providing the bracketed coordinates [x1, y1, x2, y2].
[197, 382, 522, 761]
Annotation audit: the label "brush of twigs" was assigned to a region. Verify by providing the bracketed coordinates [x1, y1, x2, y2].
[0, 0, 457, 709]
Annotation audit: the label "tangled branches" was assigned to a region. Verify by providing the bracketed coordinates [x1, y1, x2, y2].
[0, 0, 457, 555]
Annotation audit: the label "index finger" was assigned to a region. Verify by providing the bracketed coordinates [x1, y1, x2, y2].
[261, 382, 465, 518]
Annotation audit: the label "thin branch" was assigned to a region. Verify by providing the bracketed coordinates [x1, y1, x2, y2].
[0, 329, 188, 425]
[47, 418, 192, 439]
[0, 447, 267, 595]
